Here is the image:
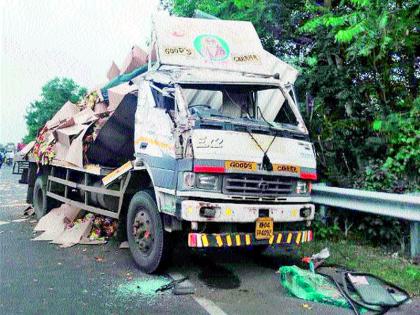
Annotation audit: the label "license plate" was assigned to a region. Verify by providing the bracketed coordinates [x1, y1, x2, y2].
[225, 160, 257, 171]
[255, 217, 274, 240]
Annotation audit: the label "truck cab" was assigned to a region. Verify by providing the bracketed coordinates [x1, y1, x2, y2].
[127, 16, 316, 271]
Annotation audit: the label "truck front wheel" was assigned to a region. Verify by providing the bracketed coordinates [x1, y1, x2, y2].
[126, 190, 169, 273]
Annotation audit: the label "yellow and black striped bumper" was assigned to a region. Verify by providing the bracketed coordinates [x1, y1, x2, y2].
[188, 230, 313, 248]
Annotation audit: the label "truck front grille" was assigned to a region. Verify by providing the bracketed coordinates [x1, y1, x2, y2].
[222, 174, 295, 197]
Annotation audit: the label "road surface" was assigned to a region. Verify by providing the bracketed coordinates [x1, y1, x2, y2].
[0, 166, 418, 314]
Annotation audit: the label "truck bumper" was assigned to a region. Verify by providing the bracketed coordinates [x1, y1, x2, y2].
[188, 230, 313, 248]
[180, 200, 315, 223]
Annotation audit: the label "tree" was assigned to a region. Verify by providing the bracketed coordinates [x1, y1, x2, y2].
[23, 78, 87, 143]
[170, 0, 419, 192]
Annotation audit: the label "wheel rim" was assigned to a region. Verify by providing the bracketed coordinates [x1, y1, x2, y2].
[132, 207, 154, 255]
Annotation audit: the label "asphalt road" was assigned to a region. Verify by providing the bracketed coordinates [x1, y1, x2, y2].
[0, 166, 418, 315]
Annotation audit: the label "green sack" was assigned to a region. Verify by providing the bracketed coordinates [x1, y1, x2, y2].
[279, 265, 349, 309]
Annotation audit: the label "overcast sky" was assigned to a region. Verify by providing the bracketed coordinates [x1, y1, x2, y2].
[1, 0, 160, 144]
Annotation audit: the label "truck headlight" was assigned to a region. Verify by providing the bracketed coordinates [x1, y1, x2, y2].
[296, 181, 311, 194]
[183, 172, 196, 189]
[196, 174, 219, 191]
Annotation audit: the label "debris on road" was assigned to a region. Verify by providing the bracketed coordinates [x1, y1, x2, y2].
[155, 277, 188, 293]
[119, 241, 129, 249]
[116, 276, 172, 298]
[32, 204, 80, 241]
[95, 256, 104, 262]
[32, 204, 117, 247]
[301, 303, 312, 310]
[23, 206, 35, 216]
[52, 216, 93, 248]
[88, 215, 117, 241]
[279, 265, 350, 310]
[302, 247, 330, 272]
[280, 264, 411, 315]
[168, 272, 196, 295]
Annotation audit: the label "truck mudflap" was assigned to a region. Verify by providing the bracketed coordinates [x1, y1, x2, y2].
[188, 230, 313, 248]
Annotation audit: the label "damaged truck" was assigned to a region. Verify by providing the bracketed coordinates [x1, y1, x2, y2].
[23, 16, 317, 273]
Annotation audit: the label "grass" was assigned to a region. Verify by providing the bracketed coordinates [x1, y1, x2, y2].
[289, 240, 420, 297]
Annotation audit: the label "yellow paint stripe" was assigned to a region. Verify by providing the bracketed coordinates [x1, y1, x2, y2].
[215, 235, 223, 247]
[226, 235, 232, 247]
[134, 136, 174, 150]
[287, 232, 292, 244]
[276, 233, 282, 244]
[235, 235, 241, 246]
[269, 235, 275, 245]
[201, 234, 209, 247]
[245, 234, 251, 245]
[296, 232, 302, 244]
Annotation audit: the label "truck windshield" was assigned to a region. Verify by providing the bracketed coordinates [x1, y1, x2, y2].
[182, 85, 300, 128]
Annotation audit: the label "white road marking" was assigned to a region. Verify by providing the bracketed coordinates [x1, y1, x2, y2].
[0, 220, 10, 226]
[193, 297, 228, 315]
[4, 203, 30, 207]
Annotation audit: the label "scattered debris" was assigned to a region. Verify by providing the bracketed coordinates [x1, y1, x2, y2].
[302, 247, 330, 272]
[119, 241, 129, 249]
[95, 256, 104, 262]
[116, 277, 171, 298]
[78, 237, 107, 245]
[311, 248, 330, 261]
[168, 272, 195, 295]
[23, 206, 35, 216]
[155, 277, 188, 293]
[302, 303, 312, 310]
[32, 204, 116, 248]
[88, 216, 117, 241]
[52, 215, 94, 248]
[280, 265, 411, 315]
[33, 204, 80, 236]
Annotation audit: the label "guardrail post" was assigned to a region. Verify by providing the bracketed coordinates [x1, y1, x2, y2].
[319, 205, 327, 224]
[410, 222, 419, 258]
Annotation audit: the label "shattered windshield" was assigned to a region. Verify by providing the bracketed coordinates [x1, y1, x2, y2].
[182, 85, 301, 129]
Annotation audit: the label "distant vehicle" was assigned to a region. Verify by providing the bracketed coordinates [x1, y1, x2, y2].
[6, 142, 16, 153]
[5, 151, 14, 166]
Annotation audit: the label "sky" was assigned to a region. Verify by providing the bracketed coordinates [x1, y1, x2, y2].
[0, 0, 160, 144]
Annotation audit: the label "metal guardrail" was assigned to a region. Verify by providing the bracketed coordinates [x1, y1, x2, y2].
[311, 184, 420, 258]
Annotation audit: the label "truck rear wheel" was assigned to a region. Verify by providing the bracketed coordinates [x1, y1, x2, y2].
[126, 190, 169, 273]
[33, 176, 55, 219]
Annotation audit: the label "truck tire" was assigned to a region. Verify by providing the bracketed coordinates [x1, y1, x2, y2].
[33, 176, 56, 219]
[126, 190, 169, 273]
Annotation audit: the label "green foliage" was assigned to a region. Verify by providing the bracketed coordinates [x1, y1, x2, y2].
[312, 218, 341, 241]
[170, 0, 419, 250]
[23, 78, 86, 143]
